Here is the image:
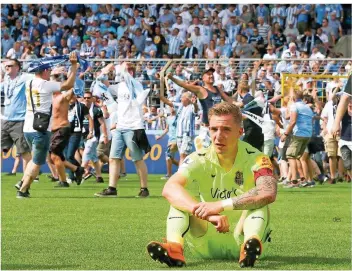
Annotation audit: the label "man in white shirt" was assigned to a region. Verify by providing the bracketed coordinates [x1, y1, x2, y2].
[263, 45, 278, 60]
[95, 63, 151, 198]
[281, 42, 300, 59]
[179, 5, 192, 27]
[187, 17, 204, 37]
[17, 52, 79, 198]
[309, 45, 326, 68]
[172, 16, 188, 40]
[218, 5, 237, 27]
[215, 69, 235, 95]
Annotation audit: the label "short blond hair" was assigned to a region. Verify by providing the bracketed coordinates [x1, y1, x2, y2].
[208, 102, 242, 125]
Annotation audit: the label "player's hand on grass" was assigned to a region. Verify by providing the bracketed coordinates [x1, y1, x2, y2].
[206, 215, 229, 233]
[193, 201, 224, 219]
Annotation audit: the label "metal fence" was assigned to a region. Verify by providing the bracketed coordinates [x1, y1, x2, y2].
[1, 58, 351, 106]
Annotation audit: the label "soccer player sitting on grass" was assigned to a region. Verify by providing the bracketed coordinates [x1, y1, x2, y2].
[147, 102, 277, 268]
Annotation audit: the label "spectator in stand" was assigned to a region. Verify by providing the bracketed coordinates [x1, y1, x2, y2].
[271, 4, 286, 28]
[271, 29, 287, 58]
[11, 19, 23, 41]
[193, 26, 207, 55]
[143, 37, 157, 59]
[257, 16, 271, 48]
[284, 20, 299, 44]
[326, 4, 344, 22]
[172, 16, 188, 40]
[314, 4, 327, 29]
[218, 4, 237, 27]
[80, 37, 96, 58]
[240, 5, 254, 24]
[255, 4, 270, 24]
[6, 41, 22, 59]
[51, 8, 63, 25]
[300, 28, 322, 54]
[29, 16, 47, 37]
[67, 28, 81, 51]
[226, 16, 241, 45]
[158, 6, 176, 26]
[167, 28, 184, 59]
[183, 38, 198, 59]
[282, 42, 300, 59]
[205, 40, 218, 59]
[248, 28, 265, 57]
[2, 31, 15, 57]
[263, 45, 278, 60]
[132, 28, 146, 54]
[328, 12, 343, 42]
[321, 19, 336, 47]
[216, 36, 232, 58]
[60, 11, 73, 28]
[296, 4, 312, 34]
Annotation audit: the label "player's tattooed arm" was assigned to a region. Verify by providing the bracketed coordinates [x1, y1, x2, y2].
[231, 175, 277, 210]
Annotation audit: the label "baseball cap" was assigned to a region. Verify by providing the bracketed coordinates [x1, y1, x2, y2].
[146, 37, 152, 42]
[202, 67, 215, 75]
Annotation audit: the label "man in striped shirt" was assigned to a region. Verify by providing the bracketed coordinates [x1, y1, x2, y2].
[285, 4, 298, 28]
[167, 28, 184, 58]
[257, 17, 271, 46]
[160, 91, 198, 164]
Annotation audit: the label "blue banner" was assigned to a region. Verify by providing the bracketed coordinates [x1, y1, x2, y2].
[1, 135, 180, 175]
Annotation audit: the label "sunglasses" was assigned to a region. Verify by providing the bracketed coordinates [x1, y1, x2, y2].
[84, 97, 91, 100]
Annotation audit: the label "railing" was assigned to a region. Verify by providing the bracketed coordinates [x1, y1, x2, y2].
[1, 58, 351, 106]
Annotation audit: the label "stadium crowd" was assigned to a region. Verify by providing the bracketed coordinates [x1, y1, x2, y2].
[1, 3, 351, 191]
[1, 3, 352, 269]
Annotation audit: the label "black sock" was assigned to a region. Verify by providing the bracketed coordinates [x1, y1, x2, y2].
[141, 187, 148, 191]
[108, 186, 116, 191]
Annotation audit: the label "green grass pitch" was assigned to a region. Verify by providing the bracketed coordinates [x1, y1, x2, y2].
[1, 173, 351, 270]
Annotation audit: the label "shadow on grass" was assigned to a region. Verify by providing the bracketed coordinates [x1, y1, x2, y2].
[35, 195, 164, 199]
[263, 255, 351, 268]
[1, 264, 78, 270]
[183, 255, 352, 269]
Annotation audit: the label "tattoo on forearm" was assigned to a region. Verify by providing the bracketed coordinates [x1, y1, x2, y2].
[231, 175, 277, 210]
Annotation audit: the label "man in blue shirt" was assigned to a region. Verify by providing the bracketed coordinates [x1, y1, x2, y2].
[314, 4, 327, 29]
[296, 4, 311, 34]
[1, 59, 33, 176]
[280, 90, 314, 187]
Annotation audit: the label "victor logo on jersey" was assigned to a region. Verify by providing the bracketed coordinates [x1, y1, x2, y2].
[234, 171, 244, 186]
[211, 187, 238, 199]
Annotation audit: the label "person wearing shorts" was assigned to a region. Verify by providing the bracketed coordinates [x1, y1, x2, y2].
[147, 103, 277, 268]
[18, 52, 78, 198]
[95, 62, 151, 198]
[280, 90, 314, 187]
[159, 91, 198, 165]
[1, 59, 33, 182]
[156, 107, 179, 180]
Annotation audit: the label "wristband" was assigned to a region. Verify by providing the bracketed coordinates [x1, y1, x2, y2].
[221, 198, 233, 211]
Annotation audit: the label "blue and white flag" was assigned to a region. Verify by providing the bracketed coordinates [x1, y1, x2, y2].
[27, 55, 89, 73]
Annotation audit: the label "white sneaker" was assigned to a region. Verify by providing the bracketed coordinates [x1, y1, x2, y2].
[161, 175, 170, 180]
